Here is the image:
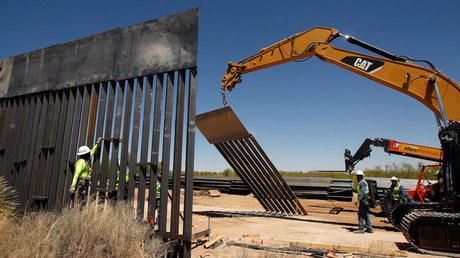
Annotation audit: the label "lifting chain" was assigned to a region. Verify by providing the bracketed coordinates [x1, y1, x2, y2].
[221, 85, 227, 107]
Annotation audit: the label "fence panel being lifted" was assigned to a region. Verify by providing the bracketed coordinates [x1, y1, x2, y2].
[196, 107, 307, 215]
[0, 8, 199, 257]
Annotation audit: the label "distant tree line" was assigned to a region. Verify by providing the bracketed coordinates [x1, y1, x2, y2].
[193, 162, 441, 180]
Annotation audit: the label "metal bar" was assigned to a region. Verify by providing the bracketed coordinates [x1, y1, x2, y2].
[42, 91, 62, 209]
[0, 100, 10, 178]
[225, 140, 280, 213]
[248, 137, 305, 215]
[87, 85, 99, 143]
[102, 82, 117, 191]
[171, 70, 186, 234]
[62, 86, 84, 208]
[235, 138, 292, 214]
[214, 142, 273, 212]
[249, 136, 307, 215]
[49, 89, 71, 209]
[0, 100, 8, 150]
[21, 93, 44, 210]
[159, 72, 175, 233]
[130, 77, 143, 218]
[112, 81, 124, 198]
[29, 92, 54, 204]
[10, 97, 27, 190]
[91, 83, 107, 195]
[148, 74, 163, 220]
[3, 98, 21, 184]
[0, 100, 9, 178]
[433, 81, 448, 128]
[237, 138, 292, 213]
[138, 77, 152, 219]
[183, 68, 197, 257]
[120, 79, 134, 200]
[241, 137, 297, 213]
[240, 137, 297, 213]
[78, 85, 92, 148]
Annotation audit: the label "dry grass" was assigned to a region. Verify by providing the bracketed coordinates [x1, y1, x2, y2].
[0, 176, 18, 218]
[0, 199, 162, 257]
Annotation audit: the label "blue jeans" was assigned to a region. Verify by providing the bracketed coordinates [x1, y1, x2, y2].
[358, 204, 372, 230]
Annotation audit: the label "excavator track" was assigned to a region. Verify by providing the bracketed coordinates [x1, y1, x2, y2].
[400, 210, 460, 255]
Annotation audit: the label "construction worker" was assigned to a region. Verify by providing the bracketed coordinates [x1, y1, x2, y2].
[154, 172, 161, 228]
[69, 137, 102, 195]
[427, 170, 443, 202]
[389, 176, 409, 206]
[353, 170, 373, 234]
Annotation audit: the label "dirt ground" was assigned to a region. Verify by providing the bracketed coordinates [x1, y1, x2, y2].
[187, 192, 441, 258]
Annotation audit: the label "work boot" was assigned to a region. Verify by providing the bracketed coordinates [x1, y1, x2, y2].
[365, 228, 373, 233]
[353, 229, 365, 234]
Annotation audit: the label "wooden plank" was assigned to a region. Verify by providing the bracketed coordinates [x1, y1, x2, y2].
[204, 235, 223, 249]
[290, 242, 408, 257]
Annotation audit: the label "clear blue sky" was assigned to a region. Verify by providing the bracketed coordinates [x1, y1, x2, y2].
[2, 1, 460, 173]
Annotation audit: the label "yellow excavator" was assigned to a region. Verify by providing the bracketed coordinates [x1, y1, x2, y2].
[220, 27, 460, 252]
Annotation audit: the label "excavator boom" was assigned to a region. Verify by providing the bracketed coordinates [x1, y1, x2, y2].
[345, 138, 442, 172]
[219, 26, 460, 254]
[221, 27, 460, 123]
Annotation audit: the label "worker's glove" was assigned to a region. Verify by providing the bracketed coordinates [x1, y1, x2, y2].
[354, 201, 358, 206]
[69, 186, 76, 194]
[96, 137, 103, 145]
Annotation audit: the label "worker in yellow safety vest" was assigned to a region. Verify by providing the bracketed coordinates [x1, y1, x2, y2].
[353, 170, 373, 234]
[154, 172, 162, 227]
[390, 176, 408, 205]
[69, 137, 102, 195]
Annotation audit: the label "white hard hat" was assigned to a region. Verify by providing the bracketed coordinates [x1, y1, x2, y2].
[77, 146, 91, 156]
[391, 176, 398, 181]
[355, 170, 364, 176]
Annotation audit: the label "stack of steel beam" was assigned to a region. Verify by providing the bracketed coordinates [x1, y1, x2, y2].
[161, 175, 354, 201]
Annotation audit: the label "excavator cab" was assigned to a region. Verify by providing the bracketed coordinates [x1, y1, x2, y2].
[439, 122, 460, 203]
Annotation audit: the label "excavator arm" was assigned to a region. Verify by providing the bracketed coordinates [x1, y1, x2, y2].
[221, 27, 460, 124]
[344, 138, 442, 172]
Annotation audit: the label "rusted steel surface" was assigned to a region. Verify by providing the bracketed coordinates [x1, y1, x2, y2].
[196, 107, 307, 215]
[194, 106, 250, 144]
[0, 9, 198, 257]
[0, 9, 198, 98]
